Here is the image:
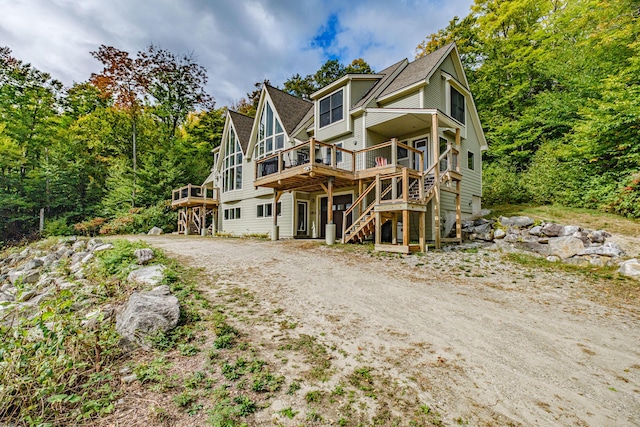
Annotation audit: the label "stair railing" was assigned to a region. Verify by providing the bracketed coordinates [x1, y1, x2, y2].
[342, 180, 394, 243]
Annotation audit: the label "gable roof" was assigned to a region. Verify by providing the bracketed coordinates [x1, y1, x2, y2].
[228, 110, 254, 154]
[264, 85, 313, 135]
[352, 59, 407, 110]
[378, 43, 455, 99]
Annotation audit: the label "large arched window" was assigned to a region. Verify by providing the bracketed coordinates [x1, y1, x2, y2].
[256, 102, 285, 159]
[223, 127, 242, 192]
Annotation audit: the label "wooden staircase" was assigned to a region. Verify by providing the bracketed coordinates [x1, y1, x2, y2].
[342, 179, 394, 244]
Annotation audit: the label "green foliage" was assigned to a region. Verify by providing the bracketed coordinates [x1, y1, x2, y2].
[283, 58, 375, 99]
[415, 0, 640, 217]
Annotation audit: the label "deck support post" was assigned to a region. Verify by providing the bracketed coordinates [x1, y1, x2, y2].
[402, 209, 410, 248]
[272, 190, 282, 241]
[392, 213, 398, 245]
[455, 127, 462, 244]
[419, 211, 426, 252]
[201, 204, 206, 236]
[432, 113, 441, 249]
[325, 178, 336, 245]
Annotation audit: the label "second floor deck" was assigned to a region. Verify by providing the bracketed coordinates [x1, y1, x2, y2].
[254, 138, 429, 192]
[171, 184, 219, 207]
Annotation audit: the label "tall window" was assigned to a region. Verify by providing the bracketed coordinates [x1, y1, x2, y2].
[451, 86, 465, 124]
[319, 89, 343, 128]
[223, 127, 242, 192]
[467, 151, 475, 170]
[257, 103, 285, 159]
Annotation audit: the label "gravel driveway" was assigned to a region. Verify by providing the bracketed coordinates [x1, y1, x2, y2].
[136, 235, 640, 426]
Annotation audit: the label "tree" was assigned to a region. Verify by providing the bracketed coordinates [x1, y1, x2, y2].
[90, 45, 146, 208]
[283, 58, 374, 99]
[140, 44, 215, 139]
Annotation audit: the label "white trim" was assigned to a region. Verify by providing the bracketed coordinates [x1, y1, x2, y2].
[317, 87, 346, 130]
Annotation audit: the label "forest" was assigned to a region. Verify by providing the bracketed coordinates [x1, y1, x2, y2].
[1, 0, 639, 244]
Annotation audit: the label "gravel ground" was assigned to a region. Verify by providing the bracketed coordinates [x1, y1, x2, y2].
[133, 235, 640, 426]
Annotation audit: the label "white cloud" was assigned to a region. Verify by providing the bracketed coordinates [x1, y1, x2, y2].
[0, 0, 474, 105]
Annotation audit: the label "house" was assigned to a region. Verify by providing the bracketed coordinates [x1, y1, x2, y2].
[172, 43, 487, 253]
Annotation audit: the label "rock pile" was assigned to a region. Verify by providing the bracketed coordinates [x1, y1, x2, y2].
[0, 237, 179, 347]
[463, 216, 625, 267]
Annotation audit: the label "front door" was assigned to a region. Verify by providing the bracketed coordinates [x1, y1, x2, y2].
[320, 194, 352, 238]
[414, 138, 428, 171]
[296, 201, 308, 237]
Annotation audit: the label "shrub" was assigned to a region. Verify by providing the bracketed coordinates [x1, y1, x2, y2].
[43, 216, 74, 237]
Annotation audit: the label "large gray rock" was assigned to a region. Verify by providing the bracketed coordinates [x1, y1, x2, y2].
[561, 225, 582, 236]
[134, 248, 155, 265]
[500, 216, 535, 228]
[473, 223, 492, 234]
[92, 243, 114, 253]
[72, 240, 87, 251]
[8, 269, 41, 285]
[528, 225, 543, 236]
[618, 259, 640, 278]
[547, 236, 585, 259]
[127, 265, 165, 286]
[494, 228, 506, 239]
[588, 230, 611, 244]
[71, 251, 88, 265]
[18, 258, 44, 272]
[115, 285, 180, 348]
[542, 223, 565, 237]
[579, 242, 624, 257]
[148, 226, 164, 236]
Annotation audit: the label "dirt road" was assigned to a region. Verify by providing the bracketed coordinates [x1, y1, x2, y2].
[137, 235, 640, 426]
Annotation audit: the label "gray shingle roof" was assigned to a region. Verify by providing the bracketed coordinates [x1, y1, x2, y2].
[228, 110, 254, 154]
[352, 59, 407, 109]
[265, 85, 313, 135]
[378, 43, 454, 99]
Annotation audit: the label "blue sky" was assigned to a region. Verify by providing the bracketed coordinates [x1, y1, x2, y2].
[0, 0, 475, 106]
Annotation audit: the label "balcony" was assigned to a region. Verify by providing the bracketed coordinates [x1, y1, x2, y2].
[253, 138, 425, 192]
[171, 184, 219, 207]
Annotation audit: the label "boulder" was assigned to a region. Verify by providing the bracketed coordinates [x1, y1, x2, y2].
[561, 225, 582, 236]
[8, 269, 41, 285]
[148, 226, 164, 236]
[473, 231, 494, 241]
[127, 265, 165, 286]
[473, 223, 492, 234]
[500, 216, 535, 228]
[618, 259, 640, 279]
[572, 231, 591, 245]
[542, 223, 565, 237]
[18, 258, 44, 272]
[503, 234, 520, 243]
[546, 255, 560, 263]
[93, 243, 114, 253]
[515, 241, 548, 255]
[564, 256, 589, 266]
[42, 252, 60, 267]
[115, 285, 180, 348]
[528, 225, 543, 236]
[81, 253, 94, 264]
[588, 230, 611, 244]
[71, 251, 88, 265]
[494, 229, 506, 239]
[134, 248, 155, 265]
[0, 291, 14, 303]
[579, 242, 624, 257]
[547, 236, 585, 259]
[72, 240, 87, 251]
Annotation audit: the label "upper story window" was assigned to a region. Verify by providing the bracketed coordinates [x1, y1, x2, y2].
[467, 151, 475, 170]
[223, 127, 242, 192]
[450, 86, 465, 124]
[257, 103, 285, 159]
[319, 89, 343, 128]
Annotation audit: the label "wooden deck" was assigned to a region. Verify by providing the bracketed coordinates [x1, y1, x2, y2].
[172, 184, 219, 208]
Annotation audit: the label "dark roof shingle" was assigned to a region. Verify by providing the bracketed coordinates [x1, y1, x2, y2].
[228, 110, 254, 154]
[265, 85, 313, 135]
[378, 43, 454, 99]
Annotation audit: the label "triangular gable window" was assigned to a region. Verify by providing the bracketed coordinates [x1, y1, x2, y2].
[256, 101, 285, 159]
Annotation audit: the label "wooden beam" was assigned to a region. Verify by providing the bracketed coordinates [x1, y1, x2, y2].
[402, 209, 409, 248]
[419, 211, 426, 252]
[456, 180, 462, 244]
[391, 213, 397, 245]
[327, 178, 334, 224]
[274, 190, 282, 226]
[432, 113, 441, 249]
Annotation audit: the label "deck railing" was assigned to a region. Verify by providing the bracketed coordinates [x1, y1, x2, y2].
[172, 184, 219, 204]
[255, 138, 356, 179]
[254, 138, 426, 180]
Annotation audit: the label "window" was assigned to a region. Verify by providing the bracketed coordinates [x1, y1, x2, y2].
[222, 127, 242, 192]
[451, 86, 465, 124]
[319, 89, 343, 128]
[256, 103, 285, 159]
[467, 151, 475, 170]
[224, 207, 241, 220]
[257, 202, 282, 218]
